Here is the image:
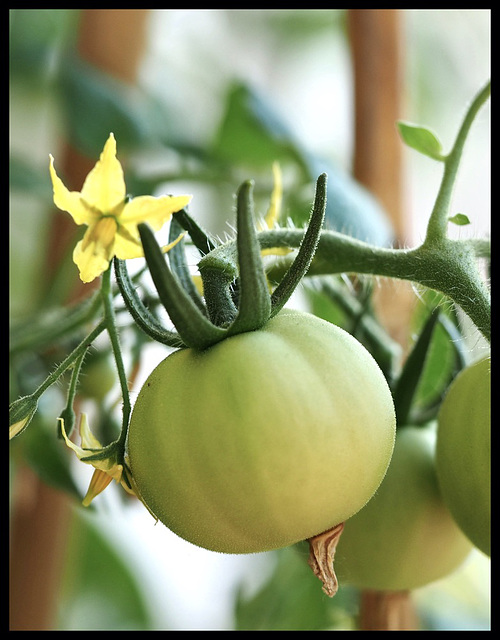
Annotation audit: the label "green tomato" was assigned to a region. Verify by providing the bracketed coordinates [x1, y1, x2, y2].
[127, 309, 396, 554]
[79, 351, 116, 402]
[436, 356, 491, 556]
[335, 423, 473, 591]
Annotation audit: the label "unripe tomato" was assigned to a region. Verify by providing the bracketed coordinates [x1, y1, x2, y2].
[79, 351, 116, 402]
[127, 310, 396, 554]
[334, 423, 473, 591]
[436, 356, 490, 556]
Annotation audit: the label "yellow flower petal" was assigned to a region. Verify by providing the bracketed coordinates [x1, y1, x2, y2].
[73, 236, 115, 284]
[119, 194, 192, 230]
[261, 247, 293, 257]
[80, 133, 126, 212]
[82, 468, 114, 507]
[49, 156, 96, 225]
[259, 162, 282, 230]
[78, 413, 104, 449]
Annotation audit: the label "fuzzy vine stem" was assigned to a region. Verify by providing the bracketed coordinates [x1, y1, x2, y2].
[101, 265, 131, 452]
[424, 80, 490, 246]
[199, 82, 491, 343]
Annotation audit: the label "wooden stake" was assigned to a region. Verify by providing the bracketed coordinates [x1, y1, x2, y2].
[360, 590, 420, 631]
[347, 9, 419, 630]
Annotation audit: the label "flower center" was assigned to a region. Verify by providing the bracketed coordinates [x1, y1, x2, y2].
[81, 216, 118, 253]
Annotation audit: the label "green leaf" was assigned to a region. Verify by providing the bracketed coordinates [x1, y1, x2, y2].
[59, 54, 165, 157]
[392, 309, 441, 427]
[234, 546, 358, 630]
[57, 510, 154, 630]
[405, 289, 466, 423]
[448, 213, 471, 226]
[397, 121, 445, 161]
[213, 82, 302, 169]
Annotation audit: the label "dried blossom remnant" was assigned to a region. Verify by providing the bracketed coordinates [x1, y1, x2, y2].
[307, 522, 345, 597]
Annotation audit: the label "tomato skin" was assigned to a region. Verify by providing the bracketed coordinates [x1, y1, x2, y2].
[436, 356, 491, 556]
[335, 423, 473, 591]
[127, 310, 396, 554]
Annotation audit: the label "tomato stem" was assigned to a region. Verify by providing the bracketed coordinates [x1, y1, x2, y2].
[101, 266, 131, 452]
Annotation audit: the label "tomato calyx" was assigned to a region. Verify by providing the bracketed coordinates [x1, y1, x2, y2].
[307, 522, 345, 598]
[116, 174, 327, 351]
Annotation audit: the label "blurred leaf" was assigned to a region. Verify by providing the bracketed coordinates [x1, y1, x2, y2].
[57, 510, 154, 630]
[234, 546, 357, 630]
[59, 55, 170, 157]
[213, 82, 304, 170]
[397, 121, 445, 161]
[9, 9, 78, 83]
[406, 290, 466, 423]
[10, 403, 83, 502]
[214, 82, 394, 246]
[9, 156, 53, 199]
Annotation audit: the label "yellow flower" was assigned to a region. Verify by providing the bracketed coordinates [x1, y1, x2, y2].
[49, 133, 192, 283]
[259, 162, 292, 258]
[59, 413, 135, 506]
[258, 161, 283, 232]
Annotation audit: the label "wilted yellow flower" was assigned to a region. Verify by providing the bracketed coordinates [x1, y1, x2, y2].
[59, 413, 135, 506]
[49, 133, 192, 283]
[259, 161, 283, 231]
[257, 163, 292, 260]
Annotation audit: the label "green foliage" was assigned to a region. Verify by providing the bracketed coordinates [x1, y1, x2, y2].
[59, 56, 163, 158]
[57, 510, 154, 630]
[449, 213, 471, 226]
[234, 547, 358, 630]
[212, 82, 394, 246]
[397, 122, 445, 161]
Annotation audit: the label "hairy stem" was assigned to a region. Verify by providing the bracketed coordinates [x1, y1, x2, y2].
[204, 228, 490, 343]
[425, 81, 491, 245]
[101, 266, 131, 451]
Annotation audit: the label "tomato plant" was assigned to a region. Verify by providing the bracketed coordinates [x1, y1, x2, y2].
[127, 309, 396, 554]
[436, 356, 491, 557]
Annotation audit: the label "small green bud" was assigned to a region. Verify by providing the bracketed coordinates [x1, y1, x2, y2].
[9, 395, 38, 439]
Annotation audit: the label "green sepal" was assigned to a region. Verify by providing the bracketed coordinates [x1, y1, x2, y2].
[172, 208, 217, 256]
[138, 223, 227, 350]
[270, 173, 327, 317]
[114, 258, 185, 349]
[227, 180, 272, 336]
[392, 309, 440, 428]
[9, 394, 39, 439]
[168, 216, 208, 316]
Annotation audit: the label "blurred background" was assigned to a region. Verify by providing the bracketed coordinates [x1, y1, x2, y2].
[10, 9, 490, 630]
